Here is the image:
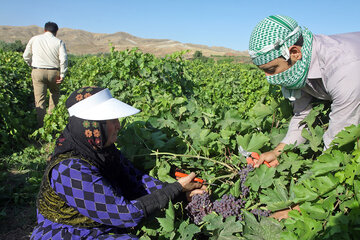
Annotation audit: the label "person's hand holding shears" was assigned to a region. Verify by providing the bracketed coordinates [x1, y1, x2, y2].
[255, 150, 279, 168]
[175, 171, 210, 201]
[238, 146, 278, 168]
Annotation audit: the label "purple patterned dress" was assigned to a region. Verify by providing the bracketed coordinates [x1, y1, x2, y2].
[31, 157, 168, 240]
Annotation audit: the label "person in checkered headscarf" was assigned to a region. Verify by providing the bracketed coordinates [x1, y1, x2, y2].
[31, 87, 206, 240]
[248, 15, 360, 167]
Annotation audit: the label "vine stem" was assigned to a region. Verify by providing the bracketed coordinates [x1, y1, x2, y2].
[130, 124, 237, 172]
[212, 173, 238, 181]
[134, 151, 236, 172]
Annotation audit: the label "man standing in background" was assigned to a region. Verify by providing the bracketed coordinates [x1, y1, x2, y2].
[23, 21, 68, 127]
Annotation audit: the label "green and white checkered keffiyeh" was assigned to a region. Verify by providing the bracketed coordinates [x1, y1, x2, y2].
[248, 15, 313, 101]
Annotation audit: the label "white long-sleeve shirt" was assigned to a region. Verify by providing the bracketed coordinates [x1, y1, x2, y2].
[282, 32, 360, 149]
[23, 31, 68, 78]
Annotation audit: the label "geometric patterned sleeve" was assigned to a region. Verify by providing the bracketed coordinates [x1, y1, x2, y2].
[50, 158, 145, 228]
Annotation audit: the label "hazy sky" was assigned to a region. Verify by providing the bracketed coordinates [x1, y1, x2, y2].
[1, 0, 359, 51]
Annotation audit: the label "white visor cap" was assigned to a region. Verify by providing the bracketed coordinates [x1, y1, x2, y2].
[67, 88, 140, 120]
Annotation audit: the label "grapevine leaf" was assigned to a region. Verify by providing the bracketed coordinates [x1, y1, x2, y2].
[320, 195, 337, 212]
[243, 210, 258, 229]
[156, 201, 175, 232]
[279, 232, 298, 240]
[179, 106, 187, 115]
[325, 212, 346, 237]
[353, 149, 360, 163]
[216, 109, 243, 130]
[236, 133, 270, 153]
[139, 235, 151, 240]
[344, 164, 360, 185]
[178, 222, 201, 240]
[340, 198, 359, 212]
[230, 178, 242, 198]
[277, 152, 303, 174]
[202, 213, 224, 230]
[354, 180, 360, 201]
[248, 102, 275, 119]
[299, 202, 327, 220]
[285, 210, 323, 239]
[217, 216, 243, 239]
[236, 134, 251, 150]
[331, 124, 360, 148]
[151, 159, 175, 183]
[313, 175, 339, 196]
[140, 216, 161, 237]
[248, 102, 275, 127]
[219, 129, 234, 145]
[301, 125, 323, 152]
[311, 151, 343, 176]
[292, 181, 318, 203]
[269, 128, 287, 148]
[301, 104, 324, 126]
[157, 116, 178, 129]
[173, 97, 186, 104]
[247, 165, 276, 192]
[293, 175, 338, 204]
[260, 179, 293, 211]
[151, 131, 167, 149]
[243, 211, 283, 240]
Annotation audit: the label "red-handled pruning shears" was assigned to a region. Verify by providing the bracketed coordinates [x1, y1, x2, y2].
[238, 146, 271, 168]
[175, 171, 217, 186]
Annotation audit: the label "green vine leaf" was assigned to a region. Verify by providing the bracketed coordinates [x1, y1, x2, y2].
[236, 133, 270, 153]
[260, 179, 293, 211]
[156, 201, 175, 233]
[311, 150, 343, 176]
[331, 124, 360, 148]
[243, 211, 283, 240]
[247, 165, 276, 192]
[178, 221, 201, 240]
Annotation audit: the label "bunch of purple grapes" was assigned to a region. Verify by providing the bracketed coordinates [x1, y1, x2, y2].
[185, 192, 213, 224]
[238, 164, 254, 197]
[251, 208, 272, 217]
[186, 193, 247, 224]
[185, 163, 266, 225]
[212, 194, 246, 221]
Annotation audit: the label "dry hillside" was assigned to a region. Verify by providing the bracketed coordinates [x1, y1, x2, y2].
[0, 25, 248, 57]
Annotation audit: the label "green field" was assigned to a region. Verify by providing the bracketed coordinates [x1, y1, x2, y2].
[1, 47, 359, 239]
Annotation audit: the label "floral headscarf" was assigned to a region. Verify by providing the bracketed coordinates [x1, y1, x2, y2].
[52, 87, 112, 169]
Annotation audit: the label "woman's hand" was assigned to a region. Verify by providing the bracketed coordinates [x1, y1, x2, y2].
[177, 172, 203, 192]
[185, 186, 207, 202]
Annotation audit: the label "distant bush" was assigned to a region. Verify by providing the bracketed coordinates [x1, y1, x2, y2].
[0, 40, 26, 53]
[192, 50, 213, 63]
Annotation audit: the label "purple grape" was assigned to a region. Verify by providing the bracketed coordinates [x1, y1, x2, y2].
[251, 208, 271, 217]
[212, 194, 245, 221]
[185, 193, 212, 224]
[238, 164, 254, 198]
[185, 164, 269, 225]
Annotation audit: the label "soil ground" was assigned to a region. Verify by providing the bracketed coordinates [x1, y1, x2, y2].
[0, 204, 36, 239]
